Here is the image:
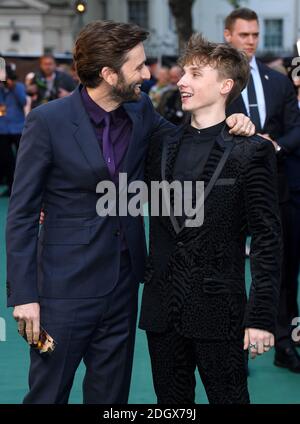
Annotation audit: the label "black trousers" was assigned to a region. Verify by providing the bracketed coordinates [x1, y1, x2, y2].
[147, 328, 250, 404]
[23, 251, 138, 404]
[0, 133, 20, 190]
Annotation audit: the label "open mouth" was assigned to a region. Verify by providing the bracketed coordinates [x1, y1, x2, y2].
[180, 92, 193, 101]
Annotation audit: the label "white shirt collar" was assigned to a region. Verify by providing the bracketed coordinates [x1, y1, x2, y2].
[249, 56, 258, 72]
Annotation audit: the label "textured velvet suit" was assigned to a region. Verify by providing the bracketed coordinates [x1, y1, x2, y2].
[139, 125, 282, 403]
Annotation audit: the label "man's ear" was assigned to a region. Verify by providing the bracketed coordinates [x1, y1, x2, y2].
[223, 29, 232, 43]
[221, 78, 234, 96]
[100, 67, 118, 86]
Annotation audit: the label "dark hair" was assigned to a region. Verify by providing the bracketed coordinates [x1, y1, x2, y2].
[178, 33, 250, 106]
[39, 54, 56, 64]
[5, 63, 17, 80]
[225, 7, 259, 31]
[73, 20, 149, 88]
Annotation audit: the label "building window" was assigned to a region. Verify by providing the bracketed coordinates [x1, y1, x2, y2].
[264, 19, 283, 50]
[128, 0, 148, 28]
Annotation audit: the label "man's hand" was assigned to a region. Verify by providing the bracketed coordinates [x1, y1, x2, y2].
[244, 328, 275, 359]
[13, 303, 40, 345]
[226, 113, 255, 136]
[58, 88, 72, 98]
[39, 210, 45, 225]
[257, 133, 279, 151]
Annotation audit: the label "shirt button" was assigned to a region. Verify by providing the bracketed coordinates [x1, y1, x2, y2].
[177, 241, 184, 248]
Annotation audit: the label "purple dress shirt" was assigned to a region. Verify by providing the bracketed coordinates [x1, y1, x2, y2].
[81, 86, 132, 183]
[81, 86, 132, 250]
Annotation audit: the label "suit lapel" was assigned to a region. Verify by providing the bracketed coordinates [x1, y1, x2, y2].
[161, 125, 186, 234]
[122, 101, 143, 176]
[71, 86, 110, 182]
[256, 61, 272, 131]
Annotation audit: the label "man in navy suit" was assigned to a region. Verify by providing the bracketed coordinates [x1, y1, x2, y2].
[225, 8, 300, 372]
[6, 20, 254, 404]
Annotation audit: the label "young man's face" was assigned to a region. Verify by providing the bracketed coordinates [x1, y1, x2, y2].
[224, 19, 259, 60]
[111, 42, 150, 102]
[177, 63, 227, 113]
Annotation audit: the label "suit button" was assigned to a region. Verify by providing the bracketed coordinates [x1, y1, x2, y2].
[177, 241, 184, 248]
[114, 230, 121, 236]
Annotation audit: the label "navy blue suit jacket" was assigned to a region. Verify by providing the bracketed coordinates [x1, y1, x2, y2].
[227, 59, 300, 191]
[6, 86, 171, 307]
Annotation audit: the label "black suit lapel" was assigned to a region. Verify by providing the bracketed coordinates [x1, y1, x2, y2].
[256, 60, 272, 131]
[161, 125, 186, 234]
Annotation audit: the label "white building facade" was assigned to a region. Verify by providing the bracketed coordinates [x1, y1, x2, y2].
[0, 0, 299, 57]
[0, 0, 74, 55]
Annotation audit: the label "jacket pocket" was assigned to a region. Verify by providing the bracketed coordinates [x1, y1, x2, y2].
[42, 226, 90, 245]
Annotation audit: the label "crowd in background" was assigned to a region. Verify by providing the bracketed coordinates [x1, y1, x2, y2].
[1, 51, 299, 199]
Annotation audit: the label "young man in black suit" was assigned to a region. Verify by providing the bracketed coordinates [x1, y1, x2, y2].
[225, 7, 300, 372]
[139, 34, 281, 403]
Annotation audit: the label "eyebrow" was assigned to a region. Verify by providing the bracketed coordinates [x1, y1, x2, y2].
[187, 66, 202, 72]
[239, 32, 259, 36]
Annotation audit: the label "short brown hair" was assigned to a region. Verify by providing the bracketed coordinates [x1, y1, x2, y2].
[225, 7, 259, 31]
[73, 20, 149, 88]
[39, 54, 56, 64]
[178, 33, 250, 106]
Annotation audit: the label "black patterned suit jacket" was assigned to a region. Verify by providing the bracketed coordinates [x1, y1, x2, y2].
[139, 124, 282, 341]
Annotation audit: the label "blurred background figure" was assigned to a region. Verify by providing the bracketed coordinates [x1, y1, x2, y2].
[292, 75, 300, 108]
[148, 66, 170, 109]
[141, 58, 158, 94]
[157, 64, 186, 125]
[225, 7, 300, 372]
[0, 63, 26, 197]
[25, 54, 77, 108]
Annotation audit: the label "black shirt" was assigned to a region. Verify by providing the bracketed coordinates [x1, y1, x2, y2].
[173, 120, 226, 182]
[172, 120, 226, 225]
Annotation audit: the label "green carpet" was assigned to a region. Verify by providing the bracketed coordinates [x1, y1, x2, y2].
[0, 196, 299, 404]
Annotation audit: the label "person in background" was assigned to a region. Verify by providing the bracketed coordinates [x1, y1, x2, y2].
[148, 66, 170, 109]
[157, 64, 186, 125]
[0, 63, 26, 196]
[225, 7, 300, 372]
[25, 54, 77, 108]
[141, 58, 158, 94]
